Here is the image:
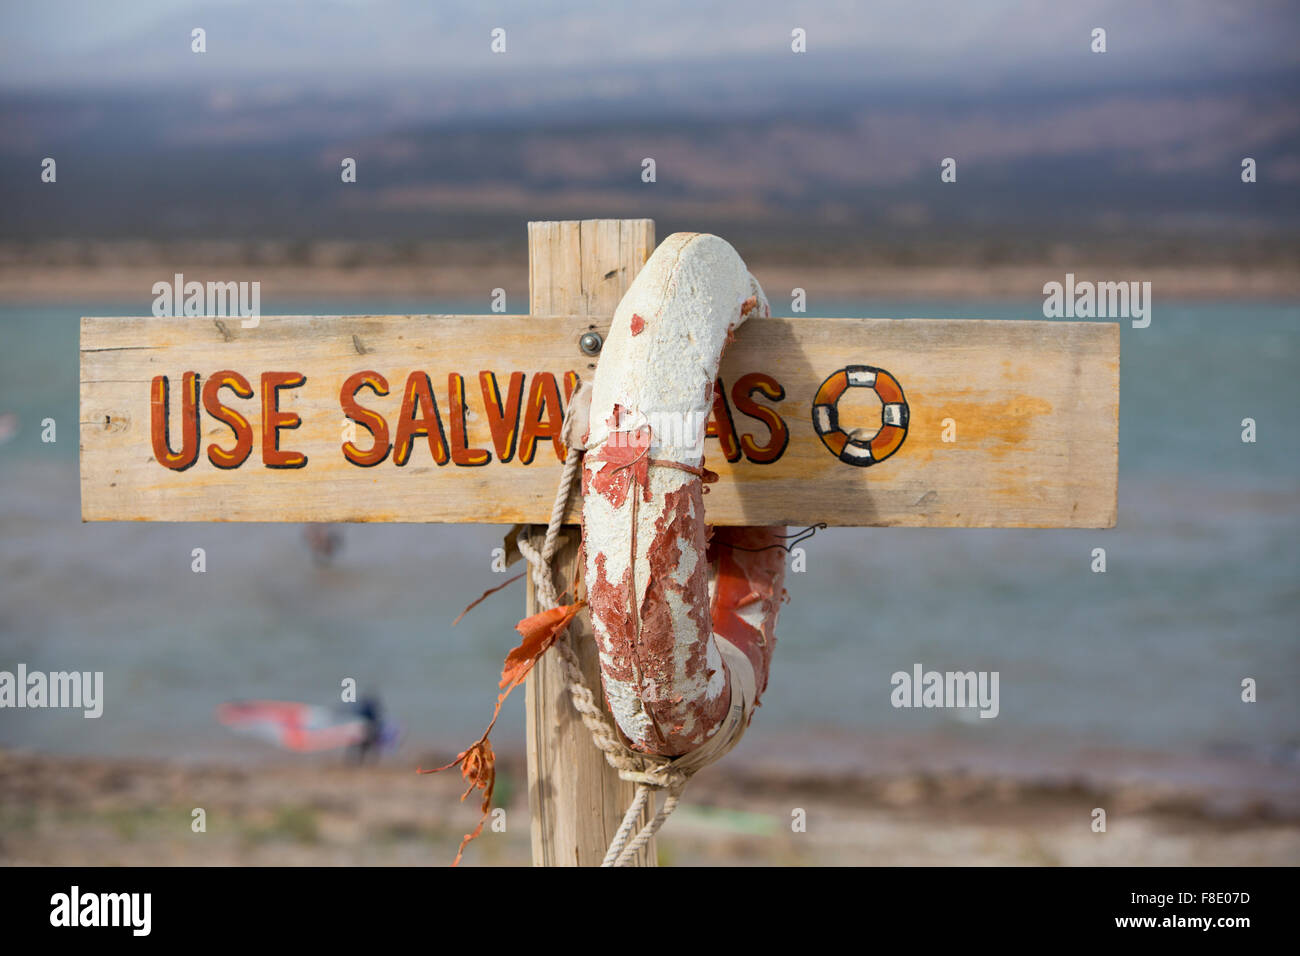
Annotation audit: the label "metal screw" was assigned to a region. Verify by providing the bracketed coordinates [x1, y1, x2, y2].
[579, 331, 603, 356]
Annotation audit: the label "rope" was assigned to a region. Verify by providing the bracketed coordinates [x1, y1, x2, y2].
[604, 781, 685, 867]
[601, 782, 650, 867]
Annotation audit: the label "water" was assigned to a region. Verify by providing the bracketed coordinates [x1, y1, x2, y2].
[1, 299, 1297, 777]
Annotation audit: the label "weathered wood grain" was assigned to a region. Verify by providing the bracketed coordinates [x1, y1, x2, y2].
[80, 312, 1119, 528]
[523, 219, 655, 867]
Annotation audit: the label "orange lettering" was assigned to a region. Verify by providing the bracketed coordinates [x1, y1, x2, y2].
[341, 370, 391, 467]
[393, 372, 449, 466]
[261, 371, 308, 469]
[202, 370, 253, 469]
[732, 372, 788, 464]
[150, 373, 200, 471]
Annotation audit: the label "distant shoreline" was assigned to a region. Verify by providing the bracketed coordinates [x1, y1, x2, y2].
[3, 237, 1297, 304]
[4, 262, 1297, 304]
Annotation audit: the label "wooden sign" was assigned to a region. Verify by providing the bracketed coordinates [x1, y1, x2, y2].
[79, 313, 1118, 527]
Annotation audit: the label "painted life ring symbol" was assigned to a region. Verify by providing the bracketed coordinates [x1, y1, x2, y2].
[812, 364, 909, 467]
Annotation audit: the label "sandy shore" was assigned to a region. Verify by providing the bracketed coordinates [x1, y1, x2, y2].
[2, 747, 1296, 866]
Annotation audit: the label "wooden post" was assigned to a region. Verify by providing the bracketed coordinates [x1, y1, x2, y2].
[524, 219, 657, 866]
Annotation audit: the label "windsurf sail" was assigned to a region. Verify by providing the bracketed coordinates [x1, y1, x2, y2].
[217, 700, 367, 752]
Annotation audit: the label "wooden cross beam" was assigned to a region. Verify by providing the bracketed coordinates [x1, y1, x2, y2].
[78, 218, 1119, 867]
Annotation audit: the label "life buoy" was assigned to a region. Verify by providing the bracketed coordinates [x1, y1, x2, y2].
[812, 365, 909, 466]
[581, 233, 786, 757]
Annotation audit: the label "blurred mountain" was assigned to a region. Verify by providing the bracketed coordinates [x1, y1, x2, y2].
[1, 0, 1297, 244]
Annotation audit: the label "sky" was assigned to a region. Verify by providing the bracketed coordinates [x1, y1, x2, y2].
[2, 0, 1297, 92]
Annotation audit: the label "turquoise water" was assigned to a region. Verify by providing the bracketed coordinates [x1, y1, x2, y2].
[1, 299, 1297, 772]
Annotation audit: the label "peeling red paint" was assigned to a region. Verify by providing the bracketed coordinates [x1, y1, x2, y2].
[585, 478, 726, 756]
[580, 236, 784, 760]
[586, 442, 785, 754]
[587, 548, 636, 684]
[709, 526, 786, 699]
[634, 483, 723, 754]
[585, 405, 652, 508]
